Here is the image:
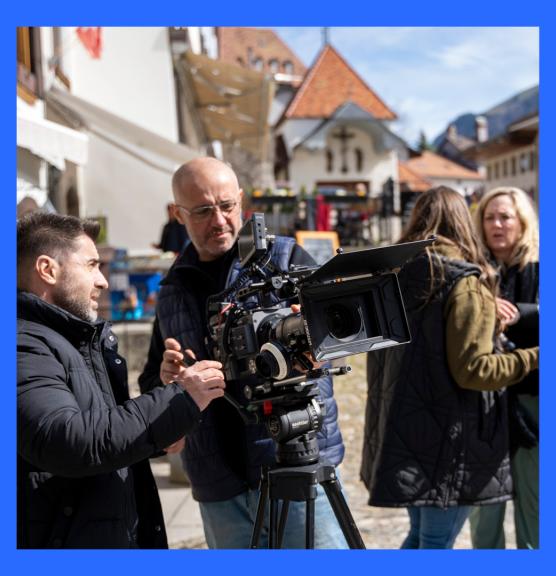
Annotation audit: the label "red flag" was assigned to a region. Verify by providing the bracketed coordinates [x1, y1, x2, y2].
[76, 27, 102, 59]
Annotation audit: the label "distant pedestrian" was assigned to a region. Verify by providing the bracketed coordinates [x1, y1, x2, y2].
[469, 186, 539, 549]
[153, 203, 190, 254]
[361, 186, 539, 549]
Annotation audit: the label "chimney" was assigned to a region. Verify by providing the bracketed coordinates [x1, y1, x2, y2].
[475, 116, 489, 143]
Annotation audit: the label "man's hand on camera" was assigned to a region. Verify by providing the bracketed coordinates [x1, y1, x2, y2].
[161, 338, 226, 411]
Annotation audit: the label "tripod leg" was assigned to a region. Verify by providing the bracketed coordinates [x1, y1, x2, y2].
[277, 500, 290, 549]
[269, 498, 279, 548]
[306, 498, 315, 549]
[250, 469, 269, 549]
[321, 479, 366, 549]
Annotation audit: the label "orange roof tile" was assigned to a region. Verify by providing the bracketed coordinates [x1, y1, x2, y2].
[398, 161, 431, 192]
[283, 44, 396, 121]
[405, 151, 484, 181]
[217, 27, 306, 78]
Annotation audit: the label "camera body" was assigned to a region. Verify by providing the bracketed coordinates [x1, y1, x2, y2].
[206, 213, 433, 416]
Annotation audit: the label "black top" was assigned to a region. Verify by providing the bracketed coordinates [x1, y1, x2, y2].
[158, 220, 189, 253]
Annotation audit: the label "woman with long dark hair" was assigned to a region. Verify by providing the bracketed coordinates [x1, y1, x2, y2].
[361, 186, 538, 548]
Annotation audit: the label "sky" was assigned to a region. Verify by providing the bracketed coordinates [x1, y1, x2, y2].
[273, 27, 539, 147]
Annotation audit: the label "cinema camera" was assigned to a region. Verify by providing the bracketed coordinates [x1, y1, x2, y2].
[206, 213, 434, 467]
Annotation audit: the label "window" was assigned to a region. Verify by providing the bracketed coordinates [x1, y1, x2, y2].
[529, 151, 536, 172]
[494, 162, 499, 180]
[269, 59, 279, 73]
[51, 27, 70, 88]
[519, 153, 529, 174]
[283, 60, 294, 74]
[355, 148, 364, 172]
[253, 57, 263, 71]
[502, 158, 508, 177]
[17, 27, 41, 98]
[511, 156, 517, 176]
[17, 27, 32, 69]
[487, 165, 492, 181]
[326, 149, 334, 173]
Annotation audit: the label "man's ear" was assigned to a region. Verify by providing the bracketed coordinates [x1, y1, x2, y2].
[35, 255, 59, 286]
[173, 205, 187, 226]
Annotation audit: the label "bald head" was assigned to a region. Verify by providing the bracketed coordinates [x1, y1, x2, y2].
[171, 158, 243, 261]
[172, 157, 240, 201]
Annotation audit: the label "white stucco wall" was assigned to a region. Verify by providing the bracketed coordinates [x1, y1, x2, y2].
[82, 133, 179, 250]
[60, 27, 179, 142]
[288, 126, 398, 194]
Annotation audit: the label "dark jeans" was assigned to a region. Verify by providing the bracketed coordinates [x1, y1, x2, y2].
[402, 505, 471, 549]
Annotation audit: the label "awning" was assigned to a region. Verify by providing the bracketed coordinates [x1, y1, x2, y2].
[177, 51, 274, 159]
[16, 177, 56, 213]
[17, 109, 88, 171]
[46, 87, 199, 175]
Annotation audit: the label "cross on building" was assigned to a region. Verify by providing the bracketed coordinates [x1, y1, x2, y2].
[332, 126, 355, 173]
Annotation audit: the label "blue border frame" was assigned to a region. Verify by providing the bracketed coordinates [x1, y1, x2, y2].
[5, 3, 552, 575]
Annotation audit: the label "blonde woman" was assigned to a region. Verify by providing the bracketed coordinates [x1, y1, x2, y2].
[470, 187, 539, 549]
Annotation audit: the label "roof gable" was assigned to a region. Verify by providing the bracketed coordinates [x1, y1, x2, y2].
[398, 161, 431, 192]
[405, 151, 483, 181]
[283, 44, 396, 121]
[295, 101, 406, 152]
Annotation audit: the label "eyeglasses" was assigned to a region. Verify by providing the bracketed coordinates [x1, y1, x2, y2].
[174, 199, 240, 222]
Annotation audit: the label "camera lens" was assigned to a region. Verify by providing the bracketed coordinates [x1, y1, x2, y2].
[255, 342, 291, 380]
[325, 303, 362, 341]
[256, 350, 279, 379]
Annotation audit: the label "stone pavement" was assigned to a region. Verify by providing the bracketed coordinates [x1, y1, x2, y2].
[132, 354, 517, 549]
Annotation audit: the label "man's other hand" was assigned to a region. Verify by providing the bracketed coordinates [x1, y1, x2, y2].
[160, 338, 226, 411]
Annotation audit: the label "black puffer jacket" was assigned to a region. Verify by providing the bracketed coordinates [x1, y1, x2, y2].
[361, 253, 513, 508]
[17, 291, 201, 548]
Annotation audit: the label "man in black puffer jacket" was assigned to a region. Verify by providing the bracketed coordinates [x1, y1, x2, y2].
[17, 212, 225, 548]
[139, 157, 346, 548]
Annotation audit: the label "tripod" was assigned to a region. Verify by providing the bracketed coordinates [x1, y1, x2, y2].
[249, 435, 366, 549]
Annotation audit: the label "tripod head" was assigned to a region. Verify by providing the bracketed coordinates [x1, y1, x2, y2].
[222, 363, 350, 467]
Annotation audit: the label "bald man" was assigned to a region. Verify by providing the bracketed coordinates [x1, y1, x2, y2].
[139, 158, 347, 548]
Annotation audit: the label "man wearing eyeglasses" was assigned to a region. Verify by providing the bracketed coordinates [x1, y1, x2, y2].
[139, 157, 347, 548]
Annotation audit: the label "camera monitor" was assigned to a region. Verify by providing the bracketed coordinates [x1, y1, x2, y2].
[238, 213, 268, 267]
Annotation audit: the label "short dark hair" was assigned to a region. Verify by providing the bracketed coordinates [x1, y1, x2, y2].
[17, 212, 100, 283]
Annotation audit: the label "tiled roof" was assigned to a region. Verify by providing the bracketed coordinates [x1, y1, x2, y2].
[283, 44, 396, 121]
[405, 151, 484, 181]
[398, 161, 431, 192]
[216, 27, 306, 78]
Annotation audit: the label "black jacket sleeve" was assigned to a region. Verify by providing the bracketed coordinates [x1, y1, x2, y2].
[17, 332, 200, 478]
[138, 316, 165, 394]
